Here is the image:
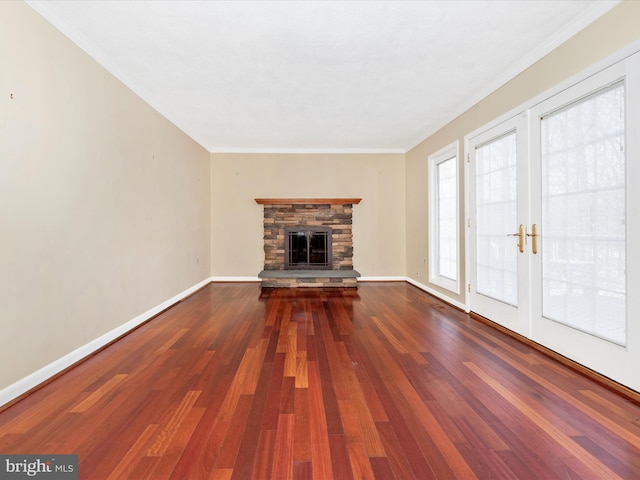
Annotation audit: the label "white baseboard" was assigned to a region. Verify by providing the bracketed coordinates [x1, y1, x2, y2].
[0, 277, 212, 409]
[358, 276, 406, 282]
[405, 277, 469, 312]
[210, 276, 260, 282]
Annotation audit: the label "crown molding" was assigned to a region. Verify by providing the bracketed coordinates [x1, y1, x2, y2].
[405, 0, 621, 153]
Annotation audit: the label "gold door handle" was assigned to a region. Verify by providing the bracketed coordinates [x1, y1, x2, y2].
[507, 224, 524, 253]
[526, 224, 539, 254]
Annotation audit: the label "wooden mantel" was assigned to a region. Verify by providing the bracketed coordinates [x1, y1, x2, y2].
[255, 198, 361, 205]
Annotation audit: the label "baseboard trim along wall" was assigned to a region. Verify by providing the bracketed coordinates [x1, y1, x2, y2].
[0, 277, 212, 409]
[210, 276, 261, 282]
[358, 276, 405, 282]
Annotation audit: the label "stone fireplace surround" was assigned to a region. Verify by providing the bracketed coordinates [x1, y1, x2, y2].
[255, 198, 361, 287]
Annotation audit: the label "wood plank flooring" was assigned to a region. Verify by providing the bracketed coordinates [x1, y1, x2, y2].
[1, 282, 640, 479]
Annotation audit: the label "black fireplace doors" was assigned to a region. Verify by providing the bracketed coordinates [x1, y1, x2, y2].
[284, 227, 332, 270]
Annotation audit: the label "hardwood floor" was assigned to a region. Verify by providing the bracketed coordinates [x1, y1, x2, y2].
[1, 282, 640, 479]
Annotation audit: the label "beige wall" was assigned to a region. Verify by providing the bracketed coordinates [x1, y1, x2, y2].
[406, 0, 640, 305]
[210, 153, 406, 277]
[0, 2, 211, 392]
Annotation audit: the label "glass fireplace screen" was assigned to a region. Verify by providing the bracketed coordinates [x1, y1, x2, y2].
[285, 227, 332, 270]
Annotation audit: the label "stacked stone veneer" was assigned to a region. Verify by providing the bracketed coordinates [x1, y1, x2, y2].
[260, 202, 358, 288]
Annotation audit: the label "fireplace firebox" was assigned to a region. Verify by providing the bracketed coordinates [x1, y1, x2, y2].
[285, 227, 332, 270]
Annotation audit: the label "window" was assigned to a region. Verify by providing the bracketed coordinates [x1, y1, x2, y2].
[429, 142, 459, 293]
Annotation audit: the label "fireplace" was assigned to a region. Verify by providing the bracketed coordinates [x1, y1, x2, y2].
[255, 198, 361, 287]
[285, 227, 332, 270]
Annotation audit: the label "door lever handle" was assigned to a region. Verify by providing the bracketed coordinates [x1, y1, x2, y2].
[507, 224, 525, 253]
[526, 224, 539, 254]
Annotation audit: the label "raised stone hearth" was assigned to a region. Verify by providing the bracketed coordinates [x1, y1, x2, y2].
[255, 198, 361, 288]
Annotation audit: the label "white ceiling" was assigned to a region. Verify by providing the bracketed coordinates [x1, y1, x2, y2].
[26, 0, 618, 153]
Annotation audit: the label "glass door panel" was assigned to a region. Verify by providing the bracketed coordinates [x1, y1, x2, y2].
[475, 132, 518, 306]
[540, 82, 626, 346]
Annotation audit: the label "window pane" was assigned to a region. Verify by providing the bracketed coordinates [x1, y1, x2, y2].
[475, 132, 518, 306]
[437, 157, 457, 281]
[541, 82, 626, 345]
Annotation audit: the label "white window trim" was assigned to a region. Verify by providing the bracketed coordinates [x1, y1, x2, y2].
[428, 141, 460, 294]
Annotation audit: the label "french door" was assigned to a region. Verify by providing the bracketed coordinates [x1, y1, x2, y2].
[468, 53, 640, 391]
[468, 114, 531, 337]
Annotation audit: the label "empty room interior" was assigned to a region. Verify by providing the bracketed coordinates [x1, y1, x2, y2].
[2, 1, 640, 478]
